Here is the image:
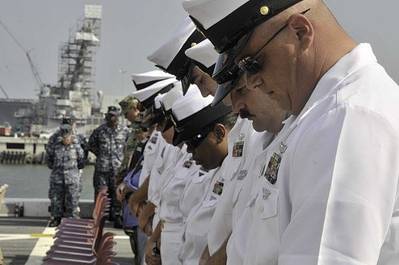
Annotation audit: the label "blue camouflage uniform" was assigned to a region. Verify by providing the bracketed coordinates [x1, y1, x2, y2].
[88, 123, 129, 218]
[46, 134, 85, 218]
[47, 129, 88, 194]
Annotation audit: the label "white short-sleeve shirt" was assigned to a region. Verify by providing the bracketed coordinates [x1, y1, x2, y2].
[243, 44, 399, 265]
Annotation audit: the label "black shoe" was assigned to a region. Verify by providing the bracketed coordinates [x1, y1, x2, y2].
[48, 217, 61, 227]
[113, 216, 123, 229]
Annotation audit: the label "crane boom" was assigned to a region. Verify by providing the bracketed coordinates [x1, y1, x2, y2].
[0, 84, 10, 99]
[0, 18, 46, 91]
[25, 51, 45, 89]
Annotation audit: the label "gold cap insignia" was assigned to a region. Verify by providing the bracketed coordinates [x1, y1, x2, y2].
[260, 5, 270, 16]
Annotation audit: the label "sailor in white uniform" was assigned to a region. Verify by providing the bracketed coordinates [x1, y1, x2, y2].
[170, 92, 235, 265]
[158, 87, 207, 265]
[225, 129, 276, 265]
[128, 77, 178, 230]
[240, 116, 296, 265]
[132, 73, 174, 187]
[139, 88, 195, 265]
[184, 0, 399, 264]
[185, 39, 258, 263]
[145, 18, 217, 264]
[177, 93, 218, 225]
[120, 71, 176, 265]
[144, 91, 181, 233]
[158, 145, 196, 265]
[184, 38, 282, 264]
[146, 86, 215, 265]
[166, 89, 208, 228]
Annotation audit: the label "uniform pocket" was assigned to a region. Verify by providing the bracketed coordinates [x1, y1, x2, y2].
[259, 186, 278, 219]
[202, 196, 219, 208]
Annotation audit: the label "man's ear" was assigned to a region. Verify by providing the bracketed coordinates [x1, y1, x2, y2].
[213, 123, 226, 143]
[287, 13, 314, 50]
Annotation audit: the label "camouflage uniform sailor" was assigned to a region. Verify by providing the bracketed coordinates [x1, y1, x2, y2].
[114, 96, 144, 230]
[116, 96, 142, 185]
[47, 118, 89, 161]
[46, 125, 85, 227]
[88, 106, 129, 221]
[47, 118, 89, 196]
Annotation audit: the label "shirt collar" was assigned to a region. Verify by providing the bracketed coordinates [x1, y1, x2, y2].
[298, 43, 377, 119]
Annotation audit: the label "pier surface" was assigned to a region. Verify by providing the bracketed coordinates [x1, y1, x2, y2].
[0, 216, 134, 265]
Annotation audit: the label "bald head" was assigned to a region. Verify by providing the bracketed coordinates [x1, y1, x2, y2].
[254, 0, 347, 50]
[233, 0, 356, 115]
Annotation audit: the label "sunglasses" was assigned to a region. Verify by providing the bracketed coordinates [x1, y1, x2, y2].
[184, 125, 213, 150]
[237, 8, 311, 75]
[212, 33, 252, 85]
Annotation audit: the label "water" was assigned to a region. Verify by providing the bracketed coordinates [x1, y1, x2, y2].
[0, 164, 95, 200]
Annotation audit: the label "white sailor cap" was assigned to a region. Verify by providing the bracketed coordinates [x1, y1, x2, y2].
[149, 83, 185, 132]
[131, 78, 178, 109]
[131, 70, 174, 91]
[185, 39, 219, 68]
[147, 17, 205, 79]
[154, 93, 164, 110]
[184, 84, 203, 98]
[160, 82, 184, 114]
[183, 0, 303, 53]
[172, 87, 212, 122]
[171, 85, 231, 145]
[147, 17, 207, 94]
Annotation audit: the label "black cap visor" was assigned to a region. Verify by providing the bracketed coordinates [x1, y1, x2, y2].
[210, 32, 251, 106]
[212, 32, 250, 81]
[181, 63, 195, 95]
[212, 53, 245, 106]
[140, 83, 175, 110]
[212, 80, 234, 106]
[172, 103, 231, 146]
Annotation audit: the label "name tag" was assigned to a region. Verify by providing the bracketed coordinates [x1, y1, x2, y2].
[232, 140, 244, 157]
[212, 180, 224, 195]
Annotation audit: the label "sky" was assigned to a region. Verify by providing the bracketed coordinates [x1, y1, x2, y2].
[0, 0, 398, 99]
